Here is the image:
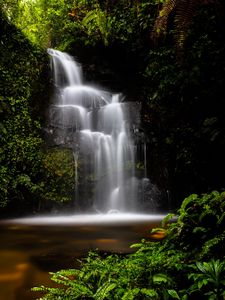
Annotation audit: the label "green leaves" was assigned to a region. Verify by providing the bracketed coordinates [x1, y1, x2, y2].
[153, 273, 172, 284]
[188, 260, 225, 299]
[32, 190, 225, 300]
[122, 288, 158, 300]
[81, 6, 112, 46]
[167, 289, 180, 299]
[0, 8, 62, 211]
[94, 282, 117, 300]
[179, 194, 198, 217]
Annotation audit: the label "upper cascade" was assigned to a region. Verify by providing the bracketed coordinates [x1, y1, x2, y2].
[48, 48, 82, 86]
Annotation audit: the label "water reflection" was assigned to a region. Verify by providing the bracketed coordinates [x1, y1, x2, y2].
[0, 215, 165, 300]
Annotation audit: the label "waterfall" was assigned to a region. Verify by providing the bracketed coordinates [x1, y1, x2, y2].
[48, 49, 138, 213]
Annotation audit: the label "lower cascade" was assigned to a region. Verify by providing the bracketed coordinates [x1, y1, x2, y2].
[47, 49, 153, 213]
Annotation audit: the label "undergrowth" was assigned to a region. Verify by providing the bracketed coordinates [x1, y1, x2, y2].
[33, 190, 225, 299]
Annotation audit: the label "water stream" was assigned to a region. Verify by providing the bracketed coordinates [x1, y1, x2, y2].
[48, 49, 139, 212]
[0, 216, 165, 300]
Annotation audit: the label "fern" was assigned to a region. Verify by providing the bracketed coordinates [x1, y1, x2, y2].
[94, 282, 117, 300]
[49, 269, 79, 286]
[33, 190, 225, 300]
[152, 0, 220, 61]
[161, 212, 176, 227]
[174, 0, 198, 58]
[32, 286, 66, 299]
[179, 193, 198, 213]
[122, 288, 140, 300]
[141, 288, 159, 298]
[81, 5, 113, 46]
[200, 233, 225, 259]
[152, 0, 177, 41]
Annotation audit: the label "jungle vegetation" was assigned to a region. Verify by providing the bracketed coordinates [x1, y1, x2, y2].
[1, 0, 225, 298]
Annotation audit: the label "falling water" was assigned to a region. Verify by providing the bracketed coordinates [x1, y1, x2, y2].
[48, 49, 139, 213]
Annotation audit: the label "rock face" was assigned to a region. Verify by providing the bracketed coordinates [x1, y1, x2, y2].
[45, 101, 142, 148]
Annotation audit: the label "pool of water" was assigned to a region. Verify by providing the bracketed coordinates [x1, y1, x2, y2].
[0, 214, 165, 300]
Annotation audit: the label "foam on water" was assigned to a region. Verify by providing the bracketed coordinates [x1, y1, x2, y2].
[2, 213, 166, 226]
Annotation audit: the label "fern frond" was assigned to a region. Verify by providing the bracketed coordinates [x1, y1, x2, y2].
[152, 0, 177, 42]
[151, 0, 217, 62]
[174, 0, 199, 60]
[122, 288, 140, 300]
[82, 10, 97, 26]
[94, 282, 117, 300]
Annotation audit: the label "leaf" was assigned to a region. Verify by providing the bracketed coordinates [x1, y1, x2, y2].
[196, 261, 206, 273]
[167, 289, 180, 299]
[153, 273, 170, 284]
[130, 243, 143, 249]
[198, 280, 206, 289]
[161, 213, 175, 227]
[192, 227, 207, 234]
[82, 10, 97, 26]
[94, 282, 117, 300]
[141, 288, 158, 297]
[122, 288, 140, 300]
[69, 283, 93, 296]
[217, 212, 225, 225]
[220, 280, 225, 286]
[180, 194, 198, 211]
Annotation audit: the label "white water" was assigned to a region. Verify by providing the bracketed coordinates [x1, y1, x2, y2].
[2, 213, 166, 226]
[48, 49, 140, 213]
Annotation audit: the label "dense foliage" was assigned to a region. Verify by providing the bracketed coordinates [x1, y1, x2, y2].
[33, 190, 225, 299]
[0, 9, 43, 210]
[0, 8, 75, 214]
[143, 1, 225, 202]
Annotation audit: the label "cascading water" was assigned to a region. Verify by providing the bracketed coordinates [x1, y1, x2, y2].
[0, 50, 167, 231]
[48, 49, 140, 213]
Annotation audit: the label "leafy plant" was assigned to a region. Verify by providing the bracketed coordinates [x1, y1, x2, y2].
[188, 260, 225, 300]
[152, 0, 223, 60]
[0, 8, 76, 213]
[33, 190, 225, 299]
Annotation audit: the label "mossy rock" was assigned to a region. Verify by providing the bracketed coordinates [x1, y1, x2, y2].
[42, 148, 75, 203]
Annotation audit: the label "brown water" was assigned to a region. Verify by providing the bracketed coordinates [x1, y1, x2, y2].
[0, 215, 164, 300]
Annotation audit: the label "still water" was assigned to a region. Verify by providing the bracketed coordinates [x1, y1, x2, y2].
[0, 214, 165, 300]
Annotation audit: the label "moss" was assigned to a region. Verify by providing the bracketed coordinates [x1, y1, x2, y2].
[42, 148, 75, 204]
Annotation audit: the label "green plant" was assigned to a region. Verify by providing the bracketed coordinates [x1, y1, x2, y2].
[152, 0, 223, 60]
[41, 148, 75, 204]
[164, 191, 225, 260]
[0, 8, 75, 213]
[32, 190, 225, 299]
[188, 260, 225, 300]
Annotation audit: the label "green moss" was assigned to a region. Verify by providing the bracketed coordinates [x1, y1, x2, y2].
[42, 148, 75, 203]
